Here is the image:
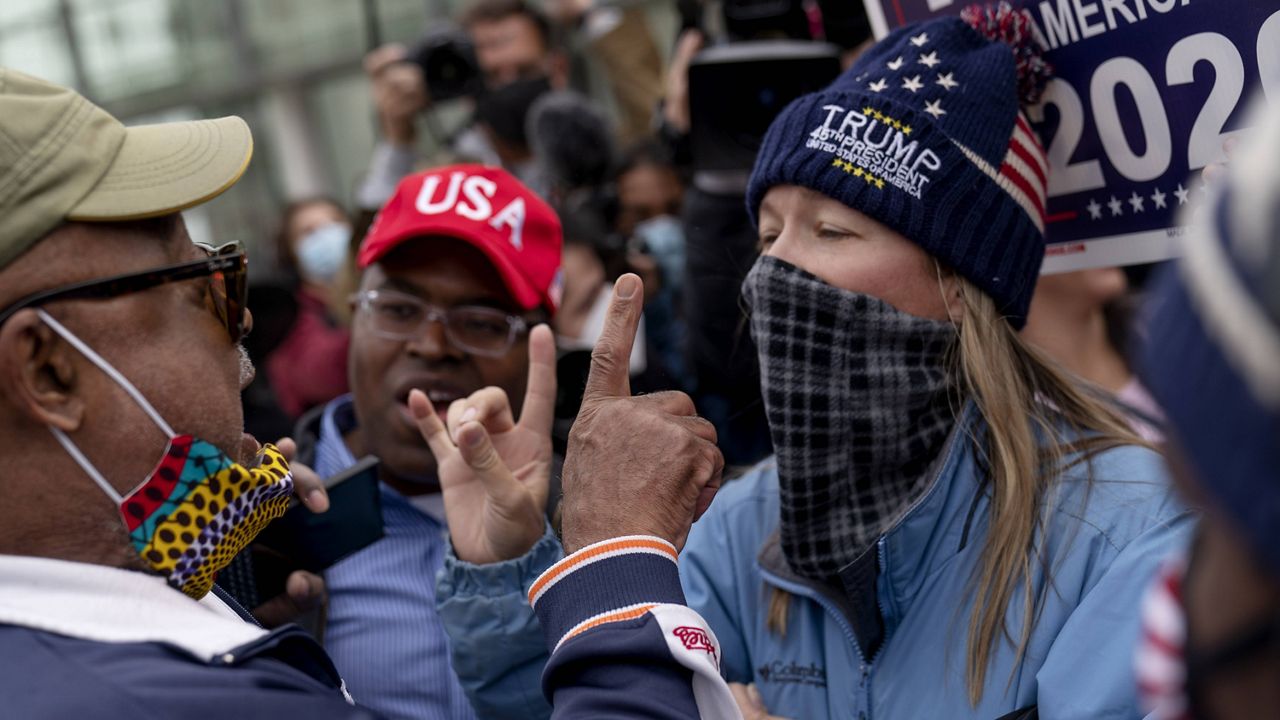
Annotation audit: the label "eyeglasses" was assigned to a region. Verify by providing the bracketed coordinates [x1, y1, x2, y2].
[352, 288, 528, 358]
[0, 242, 249, 344]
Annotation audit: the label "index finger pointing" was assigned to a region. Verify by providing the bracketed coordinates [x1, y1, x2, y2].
[518, 324, 557, 435]
[583, 274, 643, 400]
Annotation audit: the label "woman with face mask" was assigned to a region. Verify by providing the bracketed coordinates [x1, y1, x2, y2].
[263, 198, 355, 419]
[683, 6, 1193, 717]
[431, 6, 1195, 719]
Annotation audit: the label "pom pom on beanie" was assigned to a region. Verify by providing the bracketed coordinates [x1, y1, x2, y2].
[960, 2, 1053, 106]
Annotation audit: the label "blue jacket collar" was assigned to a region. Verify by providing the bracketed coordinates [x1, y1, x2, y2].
[756, 402, 985, 651]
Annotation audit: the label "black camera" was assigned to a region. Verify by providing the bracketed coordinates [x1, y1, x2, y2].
[410, 27, 482, 102]
[687, 40, 841, 177]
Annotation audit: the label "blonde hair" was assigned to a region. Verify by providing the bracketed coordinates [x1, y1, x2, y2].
[953, 277, 1150, 703]
[764, 275, 1151, 705]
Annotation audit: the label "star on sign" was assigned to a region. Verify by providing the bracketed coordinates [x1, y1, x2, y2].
[1151, 187, 1167, 209]
[853, 166, 864, 177]
[923, 99, 946, 118]
[918, 51, 941, 68]
[1128, 192, 1145, 213]
[1086, 199, 1103, 220]
[888, 56, 905, 70]
[936, 72, 958, 91]
[1108, 195, 1124, 216]
[902, 75, 924, 93]
[868, 78, 888, 93]
[910, 32, 929, 47]
[875, 178, 886, 189]
[1174, 183, 1190, 205]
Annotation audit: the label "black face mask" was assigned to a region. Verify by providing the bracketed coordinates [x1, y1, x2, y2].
[743, 255, 959, 581]
[475, 75, 553, 149]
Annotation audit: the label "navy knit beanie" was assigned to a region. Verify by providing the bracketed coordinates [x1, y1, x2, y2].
[747, 4, 1052, 327]
[1137, 99, 1280, 577]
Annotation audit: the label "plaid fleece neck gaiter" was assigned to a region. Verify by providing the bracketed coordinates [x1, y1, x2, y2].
[743, 255, 959, 581]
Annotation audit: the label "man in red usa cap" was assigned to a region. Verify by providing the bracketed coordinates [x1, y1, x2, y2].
[288, 164, 564, 720]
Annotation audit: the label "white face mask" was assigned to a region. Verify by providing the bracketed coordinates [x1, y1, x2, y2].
[632, 215, 686, 294]
[296, 222, 351, 284]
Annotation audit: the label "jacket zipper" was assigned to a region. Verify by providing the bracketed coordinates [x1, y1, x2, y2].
[758, 568, 863, 663]
[759, 568, 873, 720]
[754, 408, 977, 720]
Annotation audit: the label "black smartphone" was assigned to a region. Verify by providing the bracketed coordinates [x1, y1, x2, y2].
[255, 456, 385, 575]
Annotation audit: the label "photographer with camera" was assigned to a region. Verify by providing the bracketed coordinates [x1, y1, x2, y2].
[357, 0, 663, 211]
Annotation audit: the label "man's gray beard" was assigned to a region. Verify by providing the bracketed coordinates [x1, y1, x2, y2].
[237, 344, 254, 388]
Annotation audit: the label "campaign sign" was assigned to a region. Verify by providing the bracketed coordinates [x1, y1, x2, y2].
[862, 0, 1280, 272]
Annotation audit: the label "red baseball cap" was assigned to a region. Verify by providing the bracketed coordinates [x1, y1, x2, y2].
[358, 164, 564, 314]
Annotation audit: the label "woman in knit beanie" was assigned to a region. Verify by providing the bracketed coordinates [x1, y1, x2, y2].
[430, 5, 1195, 719]
[686, 3, 1194, 717]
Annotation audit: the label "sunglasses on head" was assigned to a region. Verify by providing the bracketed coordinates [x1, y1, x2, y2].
[0, 242, 249, 344]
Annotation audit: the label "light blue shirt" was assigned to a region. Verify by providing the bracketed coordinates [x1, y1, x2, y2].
[314, 395, 477, 720]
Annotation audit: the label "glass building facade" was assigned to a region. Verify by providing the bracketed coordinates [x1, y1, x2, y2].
[0, 0, 463, 267]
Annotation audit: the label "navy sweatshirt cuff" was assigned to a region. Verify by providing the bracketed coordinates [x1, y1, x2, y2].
[528, 535, 686, 652]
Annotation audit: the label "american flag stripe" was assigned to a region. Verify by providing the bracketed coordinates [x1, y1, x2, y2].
[1012, 117, 1049, 189]
[1011, 114, 1049, 181]
[1135, 559, 1191, 720]
[1014, 113, 1047, 155]
[1007, 133, 1047, 189]
[952, 140, 1046, 233]
[1001, 150, 1047, 210]
[1000, 160, 1046, 218]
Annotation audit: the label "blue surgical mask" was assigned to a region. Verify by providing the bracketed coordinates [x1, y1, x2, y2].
[296, 223, 351, 283]
[632, 215, 686, 295]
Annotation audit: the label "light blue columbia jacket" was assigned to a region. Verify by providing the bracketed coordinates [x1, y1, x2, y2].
[436, 405, 1194, 719]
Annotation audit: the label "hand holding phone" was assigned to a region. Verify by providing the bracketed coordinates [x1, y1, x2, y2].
[256, 456, 385, 573]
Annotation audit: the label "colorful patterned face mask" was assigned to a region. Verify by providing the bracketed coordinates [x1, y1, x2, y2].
[37, 309, 294, 599]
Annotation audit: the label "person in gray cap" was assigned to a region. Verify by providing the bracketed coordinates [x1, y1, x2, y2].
[1132, 97, 1280, 720]
[0, 68, 377, 718]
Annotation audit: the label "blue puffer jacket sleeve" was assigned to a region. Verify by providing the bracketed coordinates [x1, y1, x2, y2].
[679, 466, 769, 684]
[436, 524, 562, 719]
[530, 536, 742, 719]
[1035, 508, 1196, 719]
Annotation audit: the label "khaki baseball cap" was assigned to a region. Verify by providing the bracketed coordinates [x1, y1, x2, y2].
[0, 67, 253, 269]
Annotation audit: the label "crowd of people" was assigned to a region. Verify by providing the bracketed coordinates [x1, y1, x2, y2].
[0, 1, 1276, 719]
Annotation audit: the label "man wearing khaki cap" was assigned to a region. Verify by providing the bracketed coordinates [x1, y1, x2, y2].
[0, 69, 373, 718]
